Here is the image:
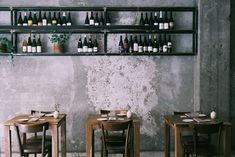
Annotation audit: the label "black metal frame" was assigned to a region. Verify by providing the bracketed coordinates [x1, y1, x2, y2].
[0, 6, 198, 56]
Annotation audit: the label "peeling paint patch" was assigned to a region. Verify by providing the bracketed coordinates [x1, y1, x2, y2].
[81, 56, 159, 136]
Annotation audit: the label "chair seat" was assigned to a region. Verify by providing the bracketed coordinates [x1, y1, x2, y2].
[106, 145, 125, 154]
[23, 139, 51, 153]
[27, 135, 52, 143]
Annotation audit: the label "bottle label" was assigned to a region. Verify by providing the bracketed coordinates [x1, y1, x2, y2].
[143, 46, 148, 52]
[57, 23, 61, 26]
[37, 46, 42, 53]
[23, 23, 28, 26]
[159, 46, 163, 52]
[133, 43, 138, 52]
[88, 48, 93, 53]
[17, 23, 22, 26]
[23, 46, 27, 53]
[94, 22, 99, 26]
[119, 46, 124, 53]
[27, 46, 32, 53]
[42, 19, 47, 26]
[159, 23, 164, 30]
[138, 46, 143, 53]
[106, 23, 111, 26]
[129, 47, 133, 53]
[62, 23, 67, 26]
[47, 23, 52, 26]
[148, 46, 153, 52]
[32, 47, 37, 53]
[52, 20, 57, 25]
[164, 23, 169, 30]
[163, 45, 168, 52]
[153, 48, 158, 53]
[89, 20, 94, 25]
[77, 48, 83, 53]
[154, 22, 158, 26]
[38, 22, 43, 26]
[93, 47, 98, 52]
[167, 42, 172, 48]
[83, 46, 88, 53]
[28, 20, 33, 26]
[67, 22, 72, 26]
[169, 22, 174, 29]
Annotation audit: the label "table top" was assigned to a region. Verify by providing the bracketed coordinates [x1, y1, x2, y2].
[4, 114, 66, 126]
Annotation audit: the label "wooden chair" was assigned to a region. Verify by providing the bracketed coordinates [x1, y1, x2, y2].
[101, 120, 131, 157]
[15, 122, 52, 157]
[188, 122, 223, 157]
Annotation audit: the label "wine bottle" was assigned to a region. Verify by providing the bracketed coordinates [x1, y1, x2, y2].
[83, 35, 88, 53]
[17, 12, 23, 26]
[118, 35, 124, 53]
[100, 13, 104, 25]
[167, 35, 172, 53]
[23, 12, 28, 26]
[169, 11, 174, 30]
[153, 35, 158, 53]
[52, 12, 57, 26]
[42, 12, 47, 26]
[129, 35, 133, 53]
[57, 12, 62, 26]
[154, 12, 159, 29]
[138, 35, 143, 53]
[158, 34, 163, 53]
[67, 12, 72, 26]
[164, 11, 169, 30]
[27, 35, 32, 53]
[32, 35, 37, 53]
[77, 36, 83, 53]
[144, 12, 149, 26]
[143, 35, 148, 53]
[93, 36, 98, 53]
[159, 11, 164, 30]
[88, 36, 93, 53]
[62, 12, 67, 26]
[32, 12, 38, 26]
[124, 34, 129, 53]
[148, 35, 153, 53]
[36, 35, 42, 53]
[47, 12, 52, 26]
[89, 12, 95, 26]
[85, 12, 89, 25]
[22, 39, 27, 53]
[133, 35, 138, 53]
[94, 12, 99, 26]
[106, 13, 111, 25]
[163, 34, 168, 53]
[37, 11, 43, 26]
[149, 12, 154, 25]
[28, 12, 33, 26]
[139, 12, 144, 25]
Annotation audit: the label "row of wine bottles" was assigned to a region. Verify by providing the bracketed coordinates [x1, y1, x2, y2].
[139, 11, 174, 30]
[118, 34, 172, 53]
[22, 35, 42, 53]
[17, 11, 72, 26]
[77, 35, 99, 53]
[85, 12, 110, 26]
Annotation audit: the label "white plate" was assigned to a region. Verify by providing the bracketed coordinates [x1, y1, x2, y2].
[17, 118, 29, 122]
[101, 114, 108, 118]
[97, 118, 108, 121]
[28, 117, 39, 122]
[117, 113, 126, 117]
[182, 119, 194, 122]
[45, 113, 54, 117]
[198, 114, 207, 117]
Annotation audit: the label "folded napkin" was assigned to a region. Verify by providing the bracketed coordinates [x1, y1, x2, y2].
[28, 117, 39, 122]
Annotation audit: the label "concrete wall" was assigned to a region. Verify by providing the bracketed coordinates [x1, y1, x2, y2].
[0, 0, 232, 155]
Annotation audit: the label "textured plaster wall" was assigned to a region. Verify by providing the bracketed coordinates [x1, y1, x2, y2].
[0, 0, 232, 154]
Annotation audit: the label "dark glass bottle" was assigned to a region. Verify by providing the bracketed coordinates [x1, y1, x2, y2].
[94, 12, 99, 26]
[88, 37, 93, 53]
[32, 12, 38, 26]
[153, 35, 158, 53]
[164, 11, 169, 30]
[169, 11, 174, 30]
[149, 12, 154, 25]
[167, 35, 172, 53]
[100, 13, 105, 25]
[47, 12, 52, 26]
[67, 12, 72, 26]
[27, 35, 32, 53]
[22, 39, 27, 53]
[89, 12, 95, 26]
[93, 36, 98, 53]
[118, 35, 124, 53]
[138, 35, 143, 53]
[85, 12, 89, 25]
[28, 12, 33, 26]
[106, 13, 111, 25]
[163, 34, 168, 53]
[17, 12, 23, 26]
[52, 12, 57, 25]
[124, 34, 129, 53]
[159, 11, 164, 30]
[143, 35, 148, 53]
[144, 12, 149, 26]
[23, 12, 28, 26]
[154, 12, 159, 29]
[32, 35, 37, 53]
[62, 12, 67, 26]
[77, 36, 83, 53]
[139, 12, 144, 25]
[83, 35, 88, 53]
[36, 35, 42, 53]
[133, 35, 138, 53]
[158, 34, 163, 53]
[42, 12, 47, 26]
[38, 11, 43, 26]
[57, 12, 62, 26]
[148, 35, 153, 53]
[129, 35, 133, 53]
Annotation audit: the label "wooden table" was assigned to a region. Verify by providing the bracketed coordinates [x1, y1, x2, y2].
[86, 114, 140, 157]
[164, 115, 231, 157]
[4, 114, 67, 157]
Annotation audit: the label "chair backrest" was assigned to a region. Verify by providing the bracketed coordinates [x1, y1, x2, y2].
[173, 111, 190, 115]
[192, 122, 223, 157]
[15, 122, 49, 156]
[101, 120, 131, 156]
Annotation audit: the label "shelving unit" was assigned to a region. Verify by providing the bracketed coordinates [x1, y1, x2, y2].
[0, 6, 198, 56]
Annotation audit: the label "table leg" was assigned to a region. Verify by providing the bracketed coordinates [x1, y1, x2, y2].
[223, 124, 231, 157]
[86, 122, 93, 157]
[165, 121, 170, 157]
[51, 125, 59, 157]
[133, 121, 140, 157]
[61, 119, 67, 157]
[175, 126, 183, 157]
[4, 126, 11, 157]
